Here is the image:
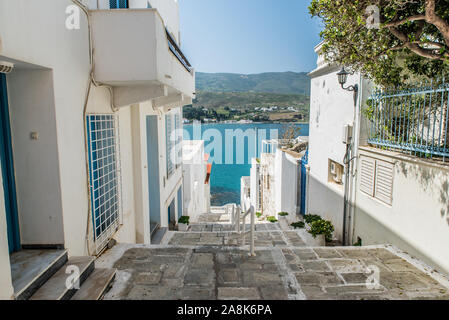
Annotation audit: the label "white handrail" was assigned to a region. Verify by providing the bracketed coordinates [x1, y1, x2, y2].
[231, 203, 255, 256]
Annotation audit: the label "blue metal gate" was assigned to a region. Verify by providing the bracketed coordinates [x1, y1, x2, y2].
[300, 149, 308, 215]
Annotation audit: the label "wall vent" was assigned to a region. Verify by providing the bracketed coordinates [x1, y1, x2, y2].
[0, 61, 14, 74]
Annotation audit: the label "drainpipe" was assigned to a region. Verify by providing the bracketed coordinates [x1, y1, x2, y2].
[348, 74, 364, 245]
[342, 77, 361, 246]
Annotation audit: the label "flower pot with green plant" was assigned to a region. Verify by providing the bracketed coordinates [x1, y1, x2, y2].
[178, 216, 190, 231]
[277, 212, 289, 229]
[305, 219, 334, 246]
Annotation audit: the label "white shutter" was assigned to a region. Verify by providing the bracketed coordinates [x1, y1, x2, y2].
[360, 157, 376, 197]
[374, 160, 394, 205]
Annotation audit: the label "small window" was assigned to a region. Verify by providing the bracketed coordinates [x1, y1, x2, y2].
[328, 159, 344, 185]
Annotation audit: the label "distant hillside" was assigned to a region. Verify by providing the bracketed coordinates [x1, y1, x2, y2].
[196, 72, 311, 95]
[194, 91, 308, 110]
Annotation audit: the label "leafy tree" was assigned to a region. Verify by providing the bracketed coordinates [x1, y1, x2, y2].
[309, 0, 449, 87]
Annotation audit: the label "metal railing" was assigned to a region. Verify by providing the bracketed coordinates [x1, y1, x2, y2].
[367, 80, 449, 161]
[227, 203, 255, 256]
[166, 28, 193, 73]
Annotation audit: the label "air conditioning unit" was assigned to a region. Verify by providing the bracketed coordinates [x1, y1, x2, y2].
[0, 61, 14, 74]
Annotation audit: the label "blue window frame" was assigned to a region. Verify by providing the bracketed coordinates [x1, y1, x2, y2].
[166, 114, 174, 177]
[86, 114, 120, 253]
[109, 0, 128, 9]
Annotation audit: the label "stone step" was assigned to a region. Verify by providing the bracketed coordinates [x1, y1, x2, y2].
[29, 256, 95, 300]
[71, 268, 116, 300]
[151, 227, 168, 244]
[13, 250, 68, 300]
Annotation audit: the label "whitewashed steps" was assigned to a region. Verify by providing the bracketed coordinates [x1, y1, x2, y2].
[13, 250, 68, 300]
[71, 268, 116, 300]
[29, 256, 95, 300]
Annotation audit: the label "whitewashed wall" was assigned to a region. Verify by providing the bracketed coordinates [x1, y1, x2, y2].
[183, 140, 209, 221]
[354, 148, 449, 275]
[307, 56, 361, 240]
[249, 158, 260, 211]
[274, 150, 301, 223]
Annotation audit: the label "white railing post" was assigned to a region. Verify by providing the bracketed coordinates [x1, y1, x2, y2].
[236, 205, 241, 233]
[249, 205, 255, 257]
[242, 208, 246, 246]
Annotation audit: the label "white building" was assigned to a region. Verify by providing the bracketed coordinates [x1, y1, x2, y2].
[242, 139, 306, 223]
[307, 42, 449, 276]
[182, 140, 211, 222]
[0, 0, 194, 299]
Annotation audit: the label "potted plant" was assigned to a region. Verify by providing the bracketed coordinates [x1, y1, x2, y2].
[178, 216, 190, 231]
[277, 212, 289, 229]
[305, 219, 334, 246]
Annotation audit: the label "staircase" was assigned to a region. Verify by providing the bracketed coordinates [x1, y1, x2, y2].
[12, 250, 116, 300]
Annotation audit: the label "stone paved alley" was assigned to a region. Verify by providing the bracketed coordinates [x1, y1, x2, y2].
[96, 212, 449, 300]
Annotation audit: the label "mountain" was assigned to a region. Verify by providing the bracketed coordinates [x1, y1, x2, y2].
[194, 91, 309, 110]
[196, 71, 311, 95]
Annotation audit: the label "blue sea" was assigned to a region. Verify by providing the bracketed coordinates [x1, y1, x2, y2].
[183, 122, 309, 206]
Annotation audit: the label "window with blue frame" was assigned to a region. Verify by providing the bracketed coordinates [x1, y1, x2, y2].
[109, 0, 128, 9]
[166, 114, 174, 177]
[86, 114, 121, 253]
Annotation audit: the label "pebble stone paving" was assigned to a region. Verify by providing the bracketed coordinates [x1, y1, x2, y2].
[100, 212, 449, 300]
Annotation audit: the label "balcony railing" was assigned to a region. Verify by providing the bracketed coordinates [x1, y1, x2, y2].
[366, 80, 449, 161]
[166, 28, 193, 73]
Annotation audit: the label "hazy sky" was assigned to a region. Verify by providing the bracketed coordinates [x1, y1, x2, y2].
[178, 0, 322, 74]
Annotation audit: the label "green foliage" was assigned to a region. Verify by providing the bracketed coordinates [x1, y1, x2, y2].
[309, 0, 449, 87]
[353, 237, 363, 247]
[178, 216, 190, 225]
[291, 221, 306, 229]
[304, 214, 322, 224]
[193, 91, 309, 111]
[308, 219, 335, 242]
[267, 216, 278, 223]
[256, 212, 262, 218]
[196, 72, 311, 95]
[278, 212, 289, 216]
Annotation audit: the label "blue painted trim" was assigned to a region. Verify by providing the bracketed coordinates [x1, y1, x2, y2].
[300, 149, 308, 215]
[177, 187, 182, 219]
[0, 73, 21, 253]
[109, 0, 128, 9]
[147, 116, 161, 228]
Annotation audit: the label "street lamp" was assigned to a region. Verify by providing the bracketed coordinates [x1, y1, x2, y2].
[337, 67, 358, 93]
[337, 66, 359, 247]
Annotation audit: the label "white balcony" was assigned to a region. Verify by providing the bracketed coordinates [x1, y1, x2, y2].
[90, 9, 195, 107]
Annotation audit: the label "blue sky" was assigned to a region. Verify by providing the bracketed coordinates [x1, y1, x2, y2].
[178, 0, 322, 74]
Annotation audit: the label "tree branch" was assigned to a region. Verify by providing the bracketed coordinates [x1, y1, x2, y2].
[424, 0, 449, 46]
[384, 15, 426, 27]
[388, 26, 449, 61]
